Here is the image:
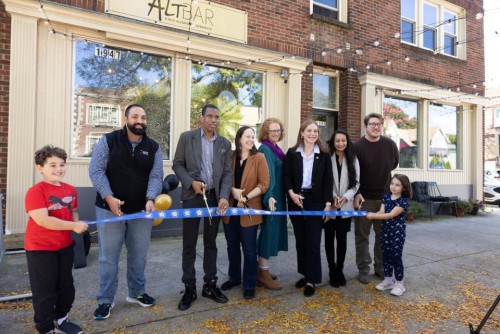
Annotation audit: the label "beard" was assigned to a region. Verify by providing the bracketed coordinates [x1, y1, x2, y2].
[126, 122, 147, 136]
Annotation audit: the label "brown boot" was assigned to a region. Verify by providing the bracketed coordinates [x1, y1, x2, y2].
[258, 268, 282, 290]
[269, 272, 278, 280]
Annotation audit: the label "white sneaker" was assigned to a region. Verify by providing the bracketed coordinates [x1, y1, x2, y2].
[390, 281, 406, 296]
[375, 277, 395, 291]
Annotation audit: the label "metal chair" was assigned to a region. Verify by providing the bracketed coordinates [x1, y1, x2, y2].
[427, 181, 458, 217]
[411, 181, 458, 220]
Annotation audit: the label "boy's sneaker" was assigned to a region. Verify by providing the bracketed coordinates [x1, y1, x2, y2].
[55, 318, 82, 334]
[375, 277, 395, 291]
[390, 281, 406, 296]
[93, 302, 114, 320]
[126, 293, 156, 307]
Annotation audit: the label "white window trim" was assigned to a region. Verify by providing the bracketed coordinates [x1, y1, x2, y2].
[312, 68, 340, 112]
[401, 0, 465, 59]
[310, 0, 347, 23]
[86, 103, 120, 126]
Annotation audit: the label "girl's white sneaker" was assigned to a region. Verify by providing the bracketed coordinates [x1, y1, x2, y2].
[390, 281, 406, 296]
[375, 277, 395, 291]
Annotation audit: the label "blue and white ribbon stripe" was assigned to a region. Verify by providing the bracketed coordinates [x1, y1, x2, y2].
[87, 207, 367, 225]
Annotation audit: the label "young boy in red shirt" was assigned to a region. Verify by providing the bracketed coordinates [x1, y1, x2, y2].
[25, 145, 88, 334]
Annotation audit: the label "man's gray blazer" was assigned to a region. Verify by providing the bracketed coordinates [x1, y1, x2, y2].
[172, 129, 232, 201]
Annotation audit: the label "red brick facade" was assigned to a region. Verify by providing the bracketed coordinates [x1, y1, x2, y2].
[0, 1, 10, 220]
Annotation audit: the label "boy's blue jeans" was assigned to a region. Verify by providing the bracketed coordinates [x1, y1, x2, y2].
[95, 206, 153, 305]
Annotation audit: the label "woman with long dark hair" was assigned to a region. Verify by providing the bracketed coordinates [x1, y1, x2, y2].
[221, 126, 269, 299]
[325, 129, 360, 287]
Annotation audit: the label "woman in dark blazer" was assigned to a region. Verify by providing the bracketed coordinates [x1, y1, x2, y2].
[283, 119, 333, 297]
[221, 126, 269, 300]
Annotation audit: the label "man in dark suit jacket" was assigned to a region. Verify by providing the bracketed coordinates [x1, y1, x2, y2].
[172, 104, 232, 311]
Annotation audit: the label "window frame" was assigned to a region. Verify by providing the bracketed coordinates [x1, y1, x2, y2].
[310, 0, 347, 23]
[428, 103, 461, 170]
[312, 69, 340, 144]
[400, 0, 464, 58]
[86, 103, 120, 126]
[382, 94, 421, 169]
[71, 39, 173, 160]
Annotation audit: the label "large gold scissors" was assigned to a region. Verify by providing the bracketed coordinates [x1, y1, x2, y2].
[201, 182, 212, 225]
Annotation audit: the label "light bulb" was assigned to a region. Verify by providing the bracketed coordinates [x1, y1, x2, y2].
[373, 39, 380, 47]
[321, 51, 327, 56]
[394, 32, 401, 38]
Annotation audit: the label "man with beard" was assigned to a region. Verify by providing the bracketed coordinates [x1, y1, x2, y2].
[89, 104, 163, 320]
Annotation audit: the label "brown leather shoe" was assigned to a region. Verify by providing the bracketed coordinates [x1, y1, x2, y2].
[258, 268, 282, 290]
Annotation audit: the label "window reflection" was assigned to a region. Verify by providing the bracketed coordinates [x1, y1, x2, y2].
[72, 40, 172, 159]
[191, 64, 263, 143]
[428, 104, 459, 169]
[383, 96, 420, 168]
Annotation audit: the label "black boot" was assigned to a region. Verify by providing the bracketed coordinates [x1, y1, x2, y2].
[329, 264, 340, 288]
[337, 266, 346, 286]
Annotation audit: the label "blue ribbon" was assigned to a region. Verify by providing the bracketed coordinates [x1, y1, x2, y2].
[87, 208, 367, 225]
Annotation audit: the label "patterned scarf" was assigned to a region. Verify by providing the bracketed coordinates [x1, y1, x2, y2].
[262, 139, 285, 161]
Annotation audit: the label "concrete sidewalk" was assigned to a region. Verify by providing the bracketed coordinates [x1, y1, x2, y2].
[1, 210, 499, 333]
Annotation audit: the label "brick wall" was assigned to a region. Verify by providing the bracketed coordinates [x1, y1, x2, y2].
[0, 1, 10, 224]
[0, 0, 485, 161]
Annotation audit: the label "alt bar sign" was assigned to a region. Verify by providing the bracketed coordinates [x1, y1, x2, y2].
[105, 0, 247, 44]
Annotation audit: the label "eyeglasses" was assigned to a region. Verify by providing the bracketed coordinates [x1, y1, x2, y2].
[367, 123, 383, 128]
[269, 129, 282, 133]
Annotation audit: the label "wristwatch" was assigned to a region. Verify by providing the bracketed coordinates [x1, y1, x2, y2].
[325, 202, 332, 206]
[146, 197, 155, 203]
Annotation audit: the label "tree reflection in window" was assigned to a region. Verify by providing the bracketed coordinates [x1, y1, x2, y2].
[428, 104, 458, 169]
[72, 40, 172, 159]
[383, 96, 419, 168]
[191, 64, 263, 143]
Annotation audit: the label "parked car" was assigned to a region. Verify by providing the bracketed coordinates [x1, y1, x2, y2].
[484, 171, 500, 207]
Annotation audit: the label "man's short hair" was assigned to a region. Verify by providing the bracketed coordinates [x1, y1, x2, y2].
[201, 104, 219, 116]
[363, 113, 384, 126]
[125, 104, 145, 117]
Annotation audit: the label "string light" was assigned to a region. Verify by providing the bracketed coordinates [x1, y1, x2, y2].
[36, 0, 491, 99]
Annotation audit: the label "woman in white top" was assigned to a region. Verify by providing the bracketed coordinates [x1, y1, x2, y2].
[325, 129, 360, 287]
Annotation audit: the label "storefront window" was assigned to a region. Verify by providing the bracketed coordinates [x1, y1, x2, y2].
[191, 64, 263, 142]
[72, 40, 172, 159]
[313, 73, 338, 144]
[428, 103, 459, 169]
[383, 96, 420, 168]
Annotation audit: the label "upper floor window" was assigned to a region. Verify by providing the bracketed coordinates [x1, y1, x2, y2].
[87, 104, 120, 126]
[401, 0, 464, 58]
[311, 0, 347, 23]
[313, 0, 338, 20]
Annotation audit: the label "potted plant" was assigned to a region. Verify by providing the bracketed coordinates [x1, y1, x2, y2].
[407, 200, 423, 222]
[468, 199, 485, 215]
[456, 199, 473, 216]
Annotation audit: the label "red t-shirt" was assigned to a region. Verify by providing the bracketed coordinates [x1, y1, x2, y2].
[24, 181, 78, 251]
